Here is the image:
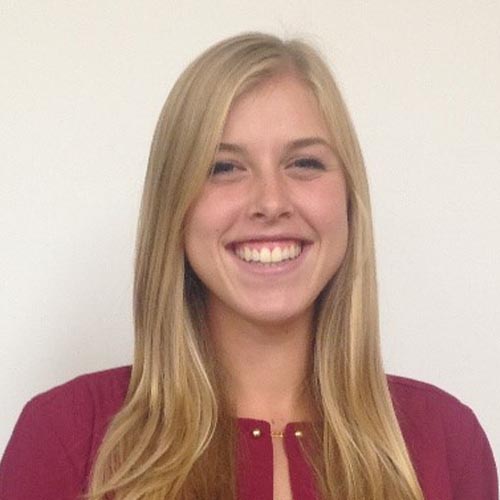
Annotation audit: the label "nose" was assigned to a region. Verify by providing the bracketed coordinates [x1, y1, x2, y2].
[247, 170, 293, 222]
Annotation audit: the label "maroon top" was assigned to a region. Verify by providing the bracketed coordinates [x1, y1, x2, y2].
[0, 366, 497, 499]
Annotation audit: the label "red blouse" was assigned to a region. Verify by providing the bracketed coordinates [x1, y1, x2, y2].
[0, 366, 497, 499]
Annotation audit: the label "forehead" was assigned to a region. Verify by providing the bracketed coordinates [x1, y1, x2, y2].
[221, 74, 330, 143]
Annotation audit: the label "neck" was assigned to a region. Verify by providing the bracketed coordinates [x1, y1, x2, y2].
[208, 297, 315, 426]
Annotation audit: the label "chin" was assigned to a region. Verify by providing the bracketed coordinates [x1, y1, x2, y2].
[237, 303, 313, 329]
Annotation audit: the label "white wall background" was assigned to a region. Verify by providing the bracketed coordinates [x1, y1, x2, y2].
[1, 0, 499, 467]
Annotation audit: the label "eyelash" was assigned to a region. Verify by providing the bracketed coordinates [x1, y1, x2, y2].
[210, 157, 325, 175]
[292, 158, 326, 170]
[211, 161, 236, 175]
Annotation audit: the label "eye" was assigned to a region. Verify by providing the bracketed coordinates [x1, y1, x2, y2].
[210, 161, 236, 176]
[291, 157, 326, 170]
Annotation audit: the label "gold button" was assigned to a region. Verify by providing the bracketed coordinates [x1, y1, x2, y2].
[251, 428, 262, 438]
[294, 430, 303, 438]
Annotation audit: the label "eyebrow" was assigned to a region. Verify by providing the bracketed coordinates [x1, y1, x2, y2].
[217, 136, 334, 155]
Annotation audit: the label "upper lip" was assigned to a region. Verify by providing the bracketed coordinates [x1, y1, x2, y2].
[227, 234, 313, 246]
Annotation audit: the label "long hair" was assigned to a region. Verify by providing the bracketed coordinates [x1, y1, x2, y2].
[87, 32, 425, 499]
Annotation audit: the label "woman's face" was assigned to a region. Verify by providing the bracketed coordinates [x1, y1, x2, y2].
[184, 73, 349, 327]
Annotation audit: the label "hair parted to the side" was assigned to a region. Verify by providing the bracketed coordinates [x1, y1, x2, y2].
[86, 32, 424, 499]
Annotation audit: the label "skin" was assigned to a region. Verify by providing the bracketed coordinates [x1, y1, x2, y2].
[184, 73, 349, 423]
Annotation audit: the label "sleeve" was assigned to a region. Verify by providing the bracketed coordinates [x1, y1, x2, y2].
[451, 406, 498, 500]
[0, 397, 86, 500]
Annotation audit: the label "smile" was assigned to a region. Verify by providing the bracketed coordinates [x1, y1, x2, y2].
[232, 240, 303, 265]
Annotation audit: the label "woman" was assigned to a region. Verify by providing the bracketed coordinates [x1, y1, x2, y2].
[0, 32, 497, 500]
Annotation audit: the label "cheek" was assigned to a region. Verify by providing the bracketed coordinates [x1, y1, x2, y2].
[184, 191, 237, 258]
[302, 180, 349, 234]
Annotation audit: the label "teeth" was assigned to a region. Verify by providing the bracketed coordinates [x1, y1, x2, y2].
[244, 247, 252, 261]
[260, 247, 271, 263]
[234, 243, 303, 264]
[271, 247, 281, 263]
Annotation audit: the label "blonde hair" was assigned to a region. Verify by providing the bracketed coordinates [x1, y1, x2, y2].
[87, 32, 424, 499]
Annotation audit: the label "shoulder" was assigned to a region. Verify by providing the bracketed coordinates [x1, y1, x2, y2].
[0, 366, 132, 499]
[28, 364, 131, 449]
[23, 365, 131, 440]
[386, 373, 480, 451]
[387, 373, 469, 416]
[386, 374, 498, 499]
[28, 365, 132, 419]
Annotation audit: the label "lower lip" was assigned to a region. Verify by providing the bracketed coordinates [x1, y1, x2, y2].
[228, 244, 311, 276]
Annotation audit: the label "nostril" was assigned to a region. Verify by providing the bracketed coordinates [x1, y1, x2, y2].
[250, 210, 292, 221]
